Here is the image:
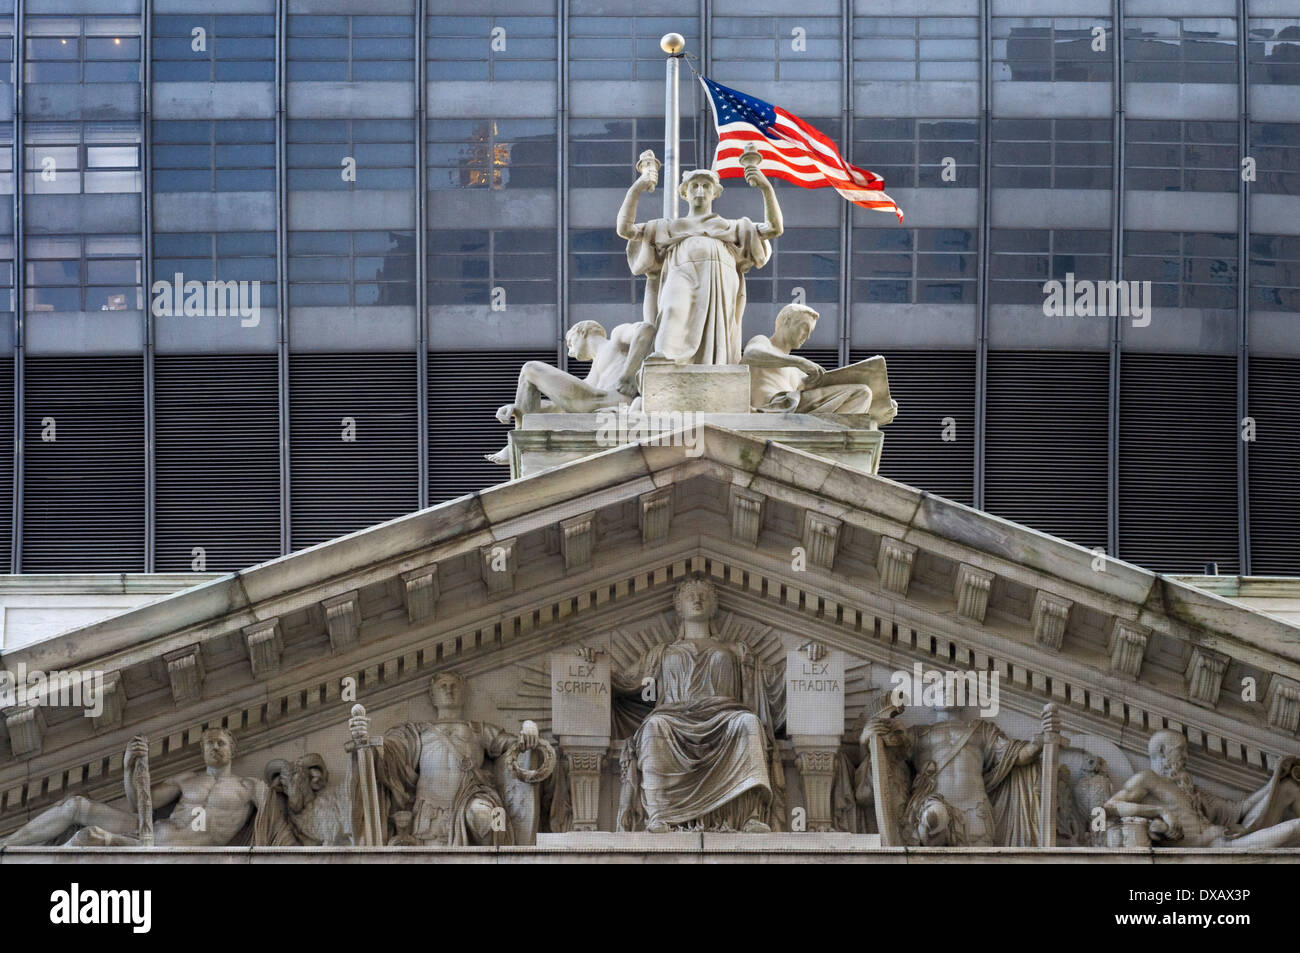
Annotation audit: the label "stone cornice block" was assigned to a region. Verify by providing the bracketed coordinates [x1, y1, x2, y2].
[401, 566, 439, 624]
[3, 703, 45, 758]
[878, 536, 917, 596]
[729, 486, 764, 546]
[243, 619, 283, 680]
[1108, 619, 1149, 680]
[1266, 675, 1300, 734]
[638, 487, 673, 544]
[322, 590, 361, 653]
[480, 538, 518, 594]
[163, 644, 205, 704]
[1032, 591, 1074, 651]
[953, 562, 994, 623]
[801, 512, 842, 570]
[561, 512, 596, 573]
[1184, 646, 1230, 707]
[91, 670, 125, 733]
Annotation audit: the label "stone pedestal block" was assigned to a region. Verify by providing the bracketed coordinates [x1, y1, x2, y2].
[640, 360, 751, 413]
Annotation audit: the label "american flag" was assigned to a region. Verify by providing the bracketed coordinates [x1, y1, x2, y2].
[701, 76, 903, 222]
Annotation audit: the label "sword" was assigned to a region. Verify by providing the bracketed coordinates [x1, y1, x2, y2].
[130, 735, 154, 847]
[866, 703, 904, 847]
[1038, 704, 1066, 848]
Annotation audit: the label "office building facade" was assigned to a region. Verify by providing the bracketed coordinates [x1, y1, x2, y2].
[0, 0, 1296, 580]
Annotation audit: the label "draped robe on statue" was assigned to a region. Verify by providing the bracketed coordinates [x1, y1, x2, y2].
[626, 215, 771, 366]
[856, 718, 1042, 847]
[613, 637, 786, 832]
[353, 720, 514, 847]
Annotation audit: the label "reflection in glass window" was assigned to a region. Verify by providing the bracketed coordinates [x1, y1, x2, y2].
[989, 229, 1110, 304]
[289, 230, 416, 307]
[853, 228, 977, 305]
[427, 16, 555, 82]
[993, 18, 1112, 82]
[853, 17, 979, 82]
[288, 15, 414, 82]
[1124, 231, 1237, 310]
[1248, 20, 1300, 86]
[568, 117, 694, 189]
[1249, 122, 1300, 196]
[152, 119, 275, 192]
[25, 16, 141, 84]
[746, 226, 839, 305]
[429, 119, 556, 190]
[1125, 18, 1237, 84]
[714, 17, 839, 83]
[570, 13, 699, 81]
[153, 232, 276, 310]
[0, 237, 14, 315]
[1126, 120, 1237, 192]
[0, 123, 12, 195]
[853, 118, 979, 189]
[24, 122, 141, 194]
[152, 14, 275, 83]
[992, 119, 1111, 189]
[288, 119, 414, 190]
[25, 235, 142, 312]
[428, 228, 555, 307]
[1249, 234, 1300, 312]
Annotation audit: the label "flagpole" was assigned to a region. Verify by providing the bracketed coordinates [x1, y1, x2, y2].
[661, 33, 684, 220]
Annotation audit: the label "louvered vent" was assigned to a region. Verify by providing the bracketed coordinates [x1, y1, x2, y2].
[155, 355, 280, 571]
[429, 350, 556, 503]
[985, 352, 1109, 551]
[289, 354, 419, 550]
[792, 348, 840, 370]
[1119, 353, 1238, 573]
[1248, 357, 1300, 575]
[22, 356, 145, 572]
[0, 356, 13, 572]
[854, 349, 975, 506]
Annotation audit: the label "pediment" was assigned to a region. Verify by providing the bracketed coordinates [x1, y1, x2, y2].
[3, 425, 1299, 832]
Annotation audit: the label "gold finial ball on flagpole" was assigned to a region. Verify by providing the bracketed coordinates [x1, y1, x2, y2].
[661, 33, 685, 55]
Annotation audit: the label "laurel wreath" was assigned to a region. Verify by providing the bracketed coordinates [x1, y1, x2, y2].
[506, 736, 556, 784]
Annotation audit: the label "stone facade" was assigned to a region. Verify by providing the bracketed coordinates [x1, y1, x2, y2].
[0, 426, 1297, 860]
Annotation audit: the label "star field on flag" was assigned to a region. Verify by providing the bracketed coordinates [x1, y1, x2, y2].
[701, 76, 903, 222]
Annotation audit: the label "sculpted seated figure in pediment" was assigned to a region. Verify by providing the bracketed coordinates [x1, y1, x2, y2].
[1104, 730, 1300, 848]
[613, 576, 786, 833]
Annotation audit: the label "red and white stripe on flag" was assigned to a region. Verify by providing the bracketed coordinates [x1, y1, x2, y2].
[710, 104, 903, 222]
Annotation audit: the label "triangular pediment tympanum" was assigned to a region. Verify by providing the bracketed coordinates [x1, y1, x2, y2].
[2, 426, 1298, 830]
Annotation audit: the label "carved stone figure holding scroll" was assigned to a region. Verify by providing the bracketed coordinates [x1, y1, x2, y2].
[743, 304, 899, 422]
[857, 694, 1047, 847]
[613, 576, 786, 833]
[486, 319, 642, 465]
[352, 672, 550, 846]
[615, 152, 782, 393]
[1104, 730, 1300, 848]
[0, 728, 283, 847]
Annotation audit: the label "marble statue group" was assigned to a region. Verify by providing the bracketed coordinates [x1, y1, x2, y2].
[4, 576, 1299, 849]
[488, 148, 898, 464]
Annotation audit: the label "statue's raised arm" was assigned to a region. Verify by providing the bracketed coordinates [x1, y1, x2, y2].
[616, 150, 660, 241]
[739, 146, 783, 240]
